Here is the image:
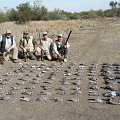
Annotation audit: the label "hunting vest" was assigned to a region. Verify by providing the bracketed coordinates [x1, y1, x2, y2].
[22, 36, 34, 52]
[55, 39, 65, 51]
[0, 34, 13, 53]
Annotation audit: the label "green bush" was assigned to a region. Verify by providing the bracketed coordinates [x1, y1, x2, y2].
[104, 9, 117, 17]
[0, 1, 120, 24]
[16, 2, 33, 24]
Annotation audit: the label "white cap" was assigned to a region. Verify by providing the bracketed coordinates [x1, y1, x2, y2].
[6, 29, 11, 34]
[43, 32, 48, 35]
[58, 33, 62, 37]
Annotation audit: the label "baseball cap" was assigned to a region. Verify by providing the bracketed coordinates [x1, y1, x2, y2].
[6, 29, 11, 34]
[43, 32, 48, 35]
[23, 31, 29, 34]
[58, 33, 62, 37]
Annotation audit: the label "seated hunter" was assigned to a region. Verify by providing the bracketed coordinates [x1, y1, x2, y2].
[54, 33, 70, 62]
[37, 32, 59, 61]
[19, 31, 39, 60]
[0, 29, 18, 63]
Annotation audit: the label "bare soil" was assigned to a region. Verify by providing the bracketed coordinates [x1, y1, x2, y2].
[0, 18, 120, 120]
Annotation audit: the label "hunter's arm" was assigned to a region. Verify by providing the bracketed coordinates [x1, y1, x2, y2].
[33, 37, 37, 51]
[19, 39, 25, 50]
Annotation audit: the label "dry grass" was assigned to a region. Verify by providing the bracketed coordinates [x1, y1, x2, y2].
[0, 19, 100, 42]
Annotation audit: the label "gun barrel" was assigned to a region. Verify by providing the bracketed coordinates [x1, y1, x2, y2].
[65, 30, 72, 44]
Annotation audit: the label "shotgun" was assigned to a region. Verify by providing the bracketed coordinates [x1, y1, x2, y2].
[65, 30, 72, 45]
[59, 30, 72, 62]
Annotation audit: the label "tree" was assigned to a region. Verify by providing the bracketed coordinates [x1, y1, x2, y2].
[33, 0, 42, 8]
[32, 0, 49, 21]
[110, 1, 115, 9]
[114, 2, 118, 9]
[8, 9, 18, 21]
[118, 2, 120, 8]
[0, 13, 6, 23]
[96, 10, 104, 17]
[16, 2, 32, 24]
[104, 9, 117, 17]
[48, 9, 61, 20]
[39, 5, 48, 20]
[32, 5, 48, 20]
[110, 1, 118, 9]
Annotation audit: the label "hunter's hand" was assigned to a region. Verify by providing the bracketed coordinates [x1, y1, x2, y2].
[23, 48, 27, 53]
[64, 45, 67, 48]
[33, 48, 37, 52]
[58, 54, 61, 58]
[7, 49, 11, 53]
[39, 45, 43, 50]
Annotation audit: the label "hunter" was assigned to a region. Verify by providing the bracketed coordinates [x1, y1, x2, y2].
[19, 31, 39, 60]
[0, 29, 18, 63]
[38, 32, 59, 61]
[54, 33, 70, 62]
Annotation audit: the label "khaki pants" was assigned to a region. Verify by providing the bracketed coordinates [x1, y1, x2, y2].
[35, 47, 52, 60]
[3, 46, 18, 61]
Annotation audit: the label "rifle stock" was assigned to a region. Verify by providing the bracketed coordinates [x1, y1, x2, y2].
[0, 57, 4, 65]
[23, 51, 27, 62]
[38, 32, 44, 61]
[0, 52, 4, 65]
[41, 49, 44, 61]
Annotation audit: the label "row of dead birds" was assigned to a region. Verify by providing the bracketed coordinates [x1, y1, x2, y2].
[87, 64, 104, 104]
[36, 63, 85, 103]
[1, 62, 119, 104]
[0, 63, 63, 102]
[36, 62, 65, 103]
[87, 63, 120, 105]
[0, 62, 85, 103]
[101, 63, 120, 105]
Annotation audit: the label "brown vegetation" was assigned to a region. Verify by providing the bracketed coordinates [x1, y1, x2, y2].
[0, 19, 101, 41]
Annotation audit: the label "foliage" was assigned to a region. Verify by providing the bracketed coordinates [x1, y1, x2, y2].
[16, 2, 33, 24]
[0, 1, 120, 24]
[0, 13, 7, 23]
[104, 9, 117, 17]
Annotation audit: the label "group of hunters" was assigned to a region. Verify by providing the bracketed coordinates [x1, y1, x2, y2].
[0, 29, 70, 64]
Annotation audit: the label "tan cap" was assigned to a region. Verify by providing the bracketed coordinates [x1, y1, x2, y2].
[6, 29, 11, 34]
[58, 33, 62, 37]
[43, 32, 48, 35]
[23, 31, 29, 34]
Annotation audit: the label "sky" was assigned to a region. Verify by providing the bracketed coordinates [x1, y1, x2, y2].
[0, 0, 118, 12]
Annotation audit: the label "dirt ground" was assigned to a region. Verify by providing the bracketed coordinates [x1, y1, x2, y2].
[0, 18, 120, 120]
